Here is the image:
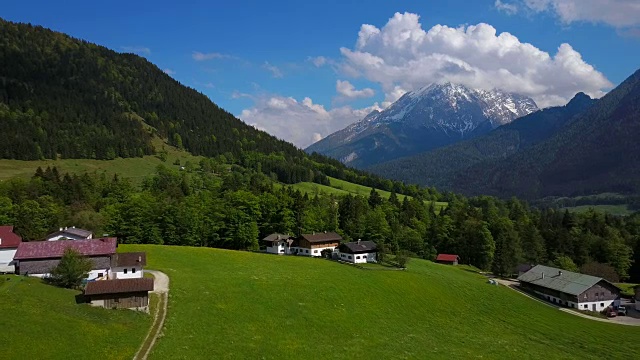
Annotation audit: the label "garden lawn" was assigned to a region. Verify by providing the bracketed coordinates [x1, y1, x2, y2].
[0, 275, 151, 360]
[123, 244, 640, 360]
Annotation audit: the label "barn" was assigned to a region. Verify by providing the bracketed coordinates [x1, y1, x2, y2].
[435, 254, 460, 265]
[84, 278, 154, 311]
[517, 265, 621, 312]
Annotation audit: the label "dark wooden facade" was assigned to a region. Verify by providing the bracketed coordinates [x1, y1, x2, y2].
[520, 280, 619, 305]
[297, 238, 340, 249]
[16, 255, 111, 275]
[87, 291, 149, 309]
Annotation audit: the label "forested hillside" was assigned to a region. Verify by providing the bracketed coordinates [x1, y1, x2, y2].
[0, 18, 426, 195]
[1, 165, 638, 282]
[370, 93, 595, 190]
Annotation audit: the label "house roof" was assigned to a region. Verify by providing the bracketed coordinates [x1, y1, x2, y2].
[111, 252, 146, 267]
[14, 238, 117, 260]
[517, 265, 619, 296]
[262, 233, 292, 242]
[340, 241, 377, 254]
[436, 254, 459, 262]
[84, 278, 154, 296]
[299, 232, 342, 243]
[516, 264, 535, 273]
[0, 226, 22, 249]
[47, 227, 92, 239]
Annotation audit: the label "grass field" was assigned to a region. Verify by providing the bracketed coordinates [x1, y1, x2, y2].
[122, 244, 640, 359]
[0, 275, 151, 359]
[562, 205, 633, 216]
[0, 137, 201, 181]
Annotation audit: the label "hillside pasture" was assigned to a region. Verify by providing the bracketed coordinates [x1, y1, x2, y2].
[123, 244, 640, 359]
[0, 275, 150, 359]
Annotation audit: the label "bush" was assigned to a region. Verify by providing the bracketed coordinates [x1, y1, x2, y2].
[49, 248, 93, 289]
[395, 250, 411, 268]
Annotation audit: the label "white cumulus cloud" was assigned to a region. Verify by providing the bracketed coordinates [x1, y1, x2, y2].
[121, 46, 151, 55]
[192, 51, 234, 61]
[239, 95, 381, 148]
[336, 80, 375, 99]
[163, 68, 176, 75]
[338, 12, 612, 107]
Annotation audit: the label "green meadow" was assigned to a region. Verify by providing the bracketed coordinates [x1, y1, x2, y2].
[122, 244, 640, 359]
[0, 275, 150, 360]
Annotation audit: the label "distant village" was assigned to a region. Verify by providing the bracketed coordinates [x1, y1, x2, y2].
[1, 225, 639, 317]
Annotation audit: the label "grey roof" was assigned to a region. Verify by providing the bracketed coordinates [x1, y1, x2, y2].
[48, 227, 93, 239]
[340, 241, 377, 254]
[262, 233, 292, 242]
[517, 265, 618, 296]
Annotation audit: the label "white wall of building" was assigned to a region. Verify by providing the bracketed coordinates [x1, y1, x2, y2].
[265, 241, 293, 255]
[108, 266, 143, 279]
[534, 291, 615, 312]
[0, 248, 17, 273]
[338, 251, 376, 263]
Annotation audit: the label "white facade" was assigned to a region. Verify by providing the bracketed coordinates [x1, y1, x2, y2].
[534, 291, 615, 312]
[108, 265, 144, 279]
[338, 251, 376, 264]
[266, 240, 293, 255]
[0, 248, 17, 273]
[292, 246, 337, 257]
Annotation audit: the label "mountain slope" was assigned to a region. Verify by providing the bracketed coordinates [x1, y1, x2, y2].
[375, 68, 640, 199]
[0, 19, 300, 161]
[369, 92, 596, 191]
[307, 83, 538, 168]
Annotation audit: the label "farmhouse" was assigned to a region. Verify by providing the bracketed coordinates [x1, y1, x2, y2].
[0, 226, 22, 273]
[436, 254, 460, 265]
[262, 233, 294, 255]
[13, 237, 117, 279]
[45, 226, 93, 241]
[292, 232, 342, 257]
[84, 278, 154, 311]
[338, 240, 377, 263]
[517, 265, 621, 312]
[108, 252, 146, 279]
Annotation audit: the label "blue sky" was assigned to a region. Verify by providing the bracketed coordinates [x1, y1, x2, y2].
[3, 0, 640, 147]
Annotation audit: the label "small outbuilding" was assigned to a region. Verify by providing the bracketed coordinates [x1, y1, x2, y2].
[338, 240, 377, 264]
[109, 252, 146, 279]
[436, 254, 460, 265]
[84, 278, 154, 311]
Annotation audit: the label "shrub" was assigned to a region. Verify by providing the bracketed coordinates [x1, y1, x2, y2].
[49, 248, 93, 289]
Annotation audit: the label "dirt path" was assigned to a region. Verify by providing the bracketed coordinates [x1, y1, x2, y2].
[493, 278, 640, 326]
[133, 270, 170, 360]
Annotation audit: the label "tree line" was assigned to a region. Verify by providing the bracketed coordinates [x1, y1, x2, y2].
[1, 165, 638, 282]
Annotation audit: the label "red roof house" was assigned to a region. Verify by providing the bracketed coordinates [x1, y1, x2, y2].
[13, 237, 117, 276]
[0, 226, 22, 249]
[436, 254, 460, 265]
[0, 226, 23, 273]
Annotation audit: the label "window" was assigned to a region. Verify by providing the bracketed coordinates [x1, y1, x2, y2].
[132, 268, 136, 273]
[584, 304, 588, 309]
[600, 292, 604, 296]
[305, 249, 309, 253]
[356, 256, 361, 259]
[124, 268, 128, 274]
[98, 273, 103, 278]
[600, 303, 604, 307]
[348, 256, 352, 260]
[314, 250, 318, 254]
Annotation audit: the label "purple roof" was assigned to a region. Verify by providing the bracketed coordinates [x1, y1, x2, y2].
[14, 238, 117, 260]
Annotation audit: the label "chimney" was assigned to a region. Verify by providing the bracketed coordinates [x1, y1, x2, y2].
[541, 272, 545, 279]
[313, 231, 315, 235]
[324, 230, 327, 234]
[357, 239, 361, 244]
[138, 256, 142, 263]
[558, 270, 563, 276]
[59, 227, 63, 231]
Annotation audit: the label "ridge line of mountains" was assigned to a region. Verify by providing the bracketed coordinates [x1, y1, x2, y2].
[308, 70, 640, 200]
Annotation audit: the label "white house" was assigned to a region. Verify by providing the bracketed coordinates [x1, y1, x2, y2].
[0, 226, 22, 273]
[291, 232, 342, 257]
[108, 252, 146, 279]
[338, 240, 377, 264]
[517, 265, 621, 312]
[46, 226, 93, 241]
[261, 234, 294, 255]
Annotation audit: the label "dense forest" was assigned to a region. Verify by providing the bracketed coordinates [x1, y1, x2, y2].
[1, 165, 638, 283]
[371, 68, 640, 200]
